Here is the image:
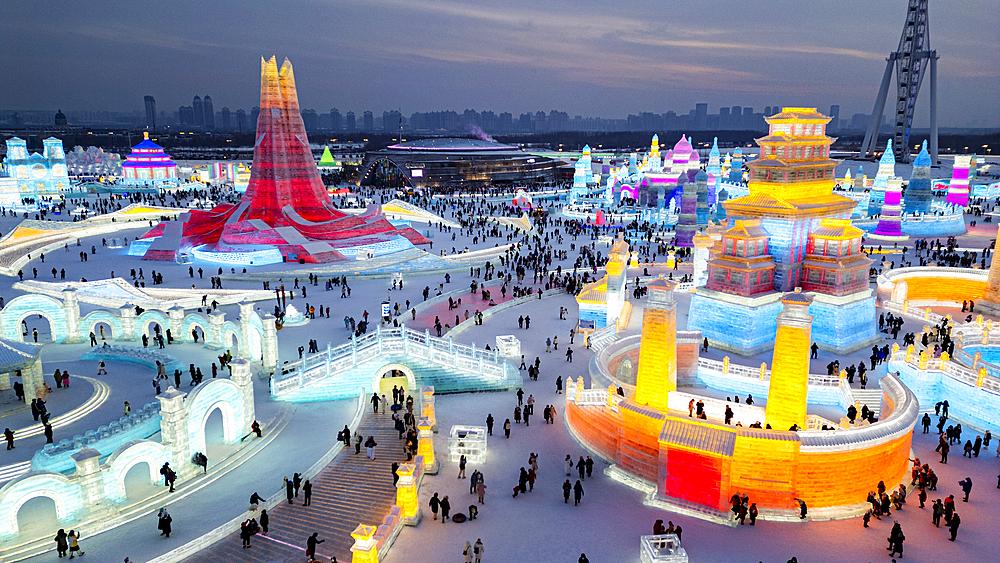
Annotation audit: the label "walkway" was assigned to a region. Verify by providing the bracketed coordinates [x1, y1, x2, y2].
[189, 408, 406, 562]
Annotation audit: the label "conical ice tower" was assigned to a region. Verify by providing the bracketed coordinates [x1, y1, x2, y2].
[137, 57, 427, 263]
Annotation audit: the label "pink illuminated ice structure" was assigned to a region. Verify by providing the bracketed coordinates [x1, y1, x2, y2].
[946, 155, 972, 208]
[867, 177, 908, 242]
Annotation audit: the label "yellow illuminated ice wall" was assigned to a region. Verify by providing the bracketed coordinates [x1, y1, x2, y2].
[765, 290, 814, 430]
[634, 277, 677, 411]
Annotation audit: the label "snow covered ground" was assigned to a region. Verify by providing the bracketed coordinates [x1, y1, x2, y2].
[0, 195, 998, 562]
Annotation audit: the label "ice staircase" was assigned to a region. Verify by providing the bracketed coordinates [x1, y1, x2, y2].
[848, 388, 884, 417]
[187, 411, 405, 563]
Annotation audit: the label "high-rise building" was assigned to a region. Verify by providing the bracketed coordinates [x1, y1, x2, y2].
[345, 111, 356, 131]
[719, 107, 731, 130]
[330, 108, 342, 131]
[731, 106, 742, 129]
[179, 105, 195, 125]
[203, 96, 215, 130]
[193, 96, 204, 128]
[383, 110, 401, 135]
[251, 106, 260, 128]
[220, 107, 232, 131]
[695, 103, 708, 130]
[236, 109, 246, 132]
[301, 109, 319, 131]
[362, 111, 374, 132]
[828, 105, 840, 133]
[144, 96, 156, 130]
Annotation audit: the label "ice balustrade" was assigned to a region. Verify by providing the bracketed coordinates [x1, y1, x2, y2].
[640, 534, 688, 563]
[797, 373, 917, 451]
[667, 391, 765, 426]
[587, 323, 621, 351]
[81, 345, 179, 370]
[272, 324, 513, 396]
[32, 402, 162, 473]
[697, 357, 842, 387]
[893, 348, 1000, 394]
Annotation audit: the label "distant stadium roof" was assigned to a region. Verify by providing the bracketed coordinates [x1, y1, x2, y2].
[385, 138, 519, 151]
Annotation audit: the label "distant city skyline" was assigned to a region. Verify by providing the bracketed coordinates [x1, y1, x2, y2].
[1, 1, 996, 129]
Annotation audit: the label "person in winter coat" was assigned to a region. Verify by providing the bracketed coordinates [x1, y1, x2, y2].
[67, 530, 83, 558]
[365, 436, 377, 460]
[949, 512, 961, 541]
[565, 455, 573, 476]
[464, 541, 474, 563]
[440, 495, 451, 522]
[477, 480, 487, 504]
[157, 508, 172, 538]
[284, 476, 294, 504]
[573, 480, 584, 505]
[563, 479, 572, 503]
[887, 521, 905, 558]
[306, 532, 324, 561]
[259, 509, 269, 535]
[54, 529, 68, 557]
[474, 538, 484, 563]
[748, 503, 758, 526]
[959, 477, 973, 502]
[429, 492, 440, 520]
[504, 419, 511, 439]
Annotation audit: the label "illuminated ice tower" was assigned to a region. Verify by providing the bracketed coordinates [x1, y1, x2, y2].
[582, 144, 594, 184]
[648, 136, 661, 171]
[869, 177, 907, 242]
[707, 137, 721, 205]
[904, 141, 932, 215]
[869, 139, 896, 212]
[695, 170, 710, 226]
[675, 176, 697, 247]
[723, 108, 855, 291]
[765, 290, 814, 431]
[634, 277, 678, 410]
[728, 147, 743, 184]
[571, 158, 587, 202]
[946, 155, 972, 208]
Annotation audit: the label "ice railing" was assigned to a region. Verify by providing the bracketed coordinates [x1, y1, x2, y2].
[566, 377, 625, 410]
[640, 534, 688, 563]
[892, 349, 1000, 395]
[697, 357, 842, 387]
[272, 324, 514, 396]
[798, 373, 918, 452]
[883, 300, 947, 324]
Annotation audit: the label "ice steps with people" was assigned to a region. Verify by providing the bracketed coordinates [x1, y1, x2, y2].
[188, 412, 405, 563]
[849, 388, 883, 417]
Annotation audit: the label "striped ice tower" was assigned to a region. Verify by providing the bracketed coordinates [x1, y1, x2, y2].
[946, 155, 972, 208]
[765, 290, 814, 431]
[904, 140, 933, 215]
[868, 177, 907, 241]
[674, 176, 697, 247]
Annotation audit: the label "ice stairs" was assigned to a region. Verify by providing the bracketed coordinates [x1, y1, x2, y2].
[849, 388, 883, 417]
[187, 411, 406, 563]
[278, 352, 521, 402]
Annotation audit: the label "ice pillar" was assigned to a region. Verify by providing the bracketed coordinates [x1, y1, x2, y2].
[765, 290, 814, 431]
[634, 277, 677, 410]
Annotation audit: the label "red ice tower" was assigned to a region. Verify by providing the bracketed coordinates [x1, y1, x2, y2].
[140, 57, 426, 262]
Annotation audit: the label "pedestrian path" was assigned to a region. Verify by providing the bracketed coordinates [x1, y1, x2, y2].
[188, 409, 406, 562]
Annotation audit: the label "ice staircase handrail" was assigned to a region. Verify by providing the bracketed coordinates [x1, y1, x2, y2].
[272, 324, 515, 396]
